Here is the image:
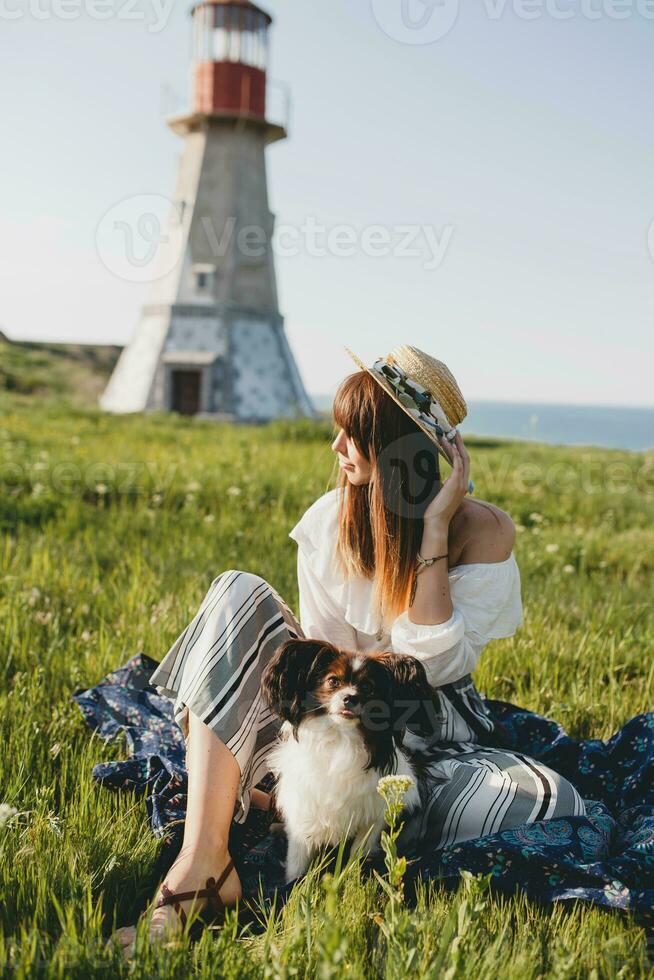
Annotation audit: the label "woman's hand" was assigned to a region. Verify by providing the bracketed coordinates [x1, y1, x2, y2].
[422, 431, 470, 530]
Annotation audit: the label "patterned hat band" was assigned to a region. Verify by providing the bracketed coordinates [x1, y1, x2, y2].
[371, 357, 459, 442]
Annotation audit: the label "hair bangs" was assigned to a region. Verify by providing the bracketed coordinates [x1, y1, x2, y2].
[332, 371, 377, 458]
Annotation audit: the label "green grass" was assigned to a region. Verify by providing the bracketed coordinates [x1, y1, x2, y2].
[0, 339, 120, 405]
[1, 394, 653, 977]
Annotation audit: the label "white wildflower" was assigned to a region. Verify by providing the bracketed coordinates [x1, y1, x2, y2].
[227, 485, 242, 497]
[545, 543, 559, 553]
[0, 804, 18, 829]
[529, 512, 544, 523]
[563, 564, 575, 574]
[47, 815, 62, 836]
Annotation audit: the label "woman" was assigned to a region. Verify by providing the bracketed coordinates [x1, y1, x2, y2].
[112, 345, 584, 956]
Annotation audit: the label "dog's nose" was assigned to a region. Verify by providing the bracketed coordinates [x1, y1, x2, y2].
[343, 694, 359, 708]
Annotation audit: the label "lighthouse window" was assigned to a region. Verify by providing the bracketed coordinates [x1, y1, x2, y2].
[229, 29, 241, 61]
[210, 4, 229, 61]
[192, 262, 215, 294]
[250, 21, 268, 70]
[197, 4, 268, 69]
[241, 11, 253, 65]
[212, 26, 228, 61]
[238, 9, 267, 69]
[201, 2, 218, 61]
[192, 3, 269, 68]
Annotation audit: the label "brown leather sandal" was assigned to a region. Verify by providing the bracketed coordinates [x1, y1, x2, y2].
[152, 858, 236, 933]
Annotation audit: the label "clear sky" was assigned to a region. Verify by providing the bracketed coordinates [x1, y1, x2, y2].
[1, 0, 653, 406]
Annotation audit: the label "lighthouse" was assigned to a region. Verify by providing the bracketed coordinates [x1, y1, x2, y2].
[100, 0, 316, 421]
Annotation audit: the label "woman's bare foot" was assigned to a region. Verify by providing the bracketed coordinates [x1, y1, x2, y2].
[109, 846, 241, 960]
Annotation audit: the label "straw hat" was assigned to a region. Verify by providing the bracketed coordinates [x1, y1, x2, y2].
[344, 344, 473, 491]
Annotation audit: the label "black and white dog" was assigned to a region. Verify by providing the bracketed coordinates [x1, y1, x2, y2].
[261, 638, 433, 883]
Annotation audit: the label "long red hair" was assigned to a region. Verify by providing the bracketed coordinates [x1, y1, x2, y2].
[330, 369, 498, 628]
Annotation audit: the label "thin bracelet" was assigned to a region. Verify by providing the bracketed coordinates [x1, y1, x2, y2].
[416, 551, 449, 567]
[409, 553, 449, 605]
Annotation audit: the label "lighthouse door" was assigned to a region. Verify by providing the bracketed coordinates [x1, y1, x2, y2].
[171, 369, 201, 416]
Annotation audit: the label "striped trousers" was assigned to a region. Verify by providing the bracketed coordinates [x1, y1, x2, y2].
[149, 569, 585, 844]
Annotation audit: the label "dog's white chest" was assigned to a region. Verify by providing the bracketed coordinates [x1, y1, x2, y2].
[267, 719, 418, 851]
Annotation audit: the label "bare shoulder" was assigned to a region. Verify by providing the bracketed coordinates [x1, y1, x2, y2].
[450, 499, 516, 565]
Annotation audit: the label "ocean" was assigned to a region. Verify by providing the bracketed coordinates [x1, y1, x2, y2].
[309, 396, 653, 453]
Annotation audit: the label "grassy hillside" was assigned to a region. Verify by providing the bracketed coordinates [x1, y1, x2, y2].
[0, 337, 121, 407]
[0, 396, 652, 976]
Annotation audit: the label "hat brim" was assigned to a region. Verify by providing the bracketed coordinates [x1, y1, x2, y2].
[343, 346, 456, 470]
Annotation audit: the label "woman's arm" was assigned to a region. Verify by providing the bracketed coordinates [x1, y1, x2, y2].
[408, 432, 515, 627]
[391, 612, 483, 686]
[408, 522, 453, 626]
[392, 431, 521, 686]
[409, 505, 516, 626]
[408, 431, 469, 627]
[390, 553, 523, 686]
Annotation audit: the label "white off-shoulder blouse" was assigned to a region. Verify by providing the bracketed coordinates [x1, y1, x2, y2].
[287, 487, 523, 687]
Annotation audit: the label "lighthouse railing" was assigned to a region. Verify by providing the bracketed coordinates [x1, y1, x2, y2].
[265, 80, 291, 135]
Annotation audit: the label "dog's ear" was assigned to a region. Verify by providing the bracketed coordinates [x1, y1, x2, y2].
[377, 653, 430, 694]
[374, 653, 437, 742]
[261, 637, 331, 734]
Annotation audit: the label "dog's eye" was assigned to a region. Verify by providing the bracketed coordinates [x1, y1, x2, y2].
[359, 681, 373, 696]
[326, 676, 340, 689]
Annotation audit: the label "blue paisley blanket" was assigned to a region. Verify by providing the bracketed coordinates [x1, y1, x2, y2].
[72, 653, 654, 927]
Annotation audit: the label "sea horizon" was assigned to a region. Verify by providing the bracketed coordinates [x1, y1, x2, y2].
[308, 395, 654, 453]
